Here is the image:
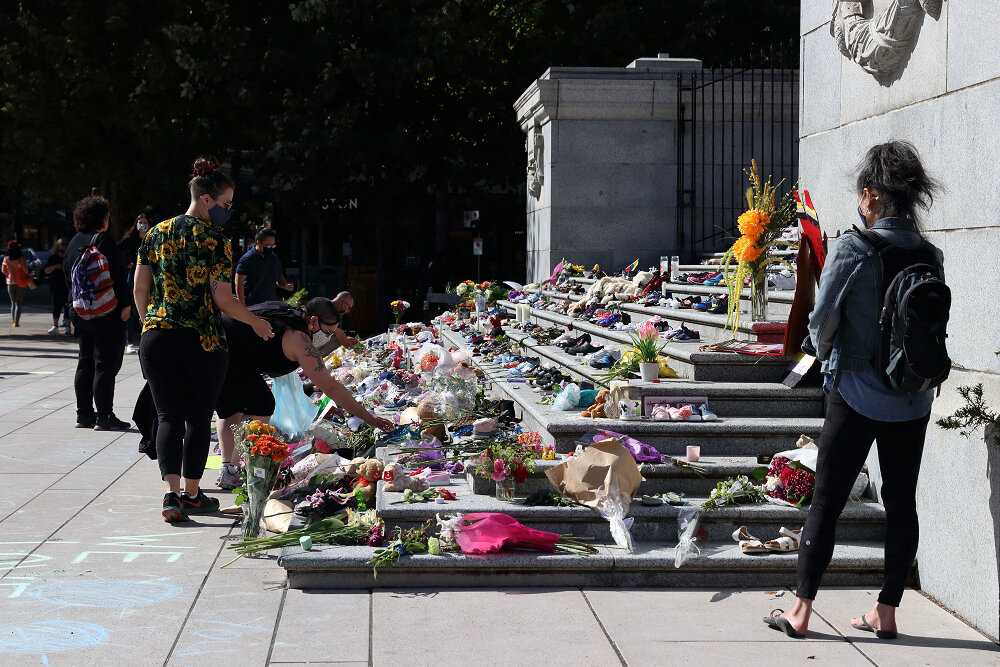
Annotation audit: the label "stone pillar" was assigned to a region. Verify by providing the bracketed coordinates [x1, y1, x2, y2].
[514, 58, 701, 283]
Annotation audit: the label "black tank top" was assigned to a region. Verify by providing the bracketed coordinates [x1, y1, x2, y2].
[223, 314, 303, 377]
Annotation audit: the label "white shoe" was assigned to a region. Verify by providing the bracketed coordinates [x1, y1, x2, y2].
[125, 344, 138, 355]
[698, 403, 718, 421]
[48, 326, 59, 334]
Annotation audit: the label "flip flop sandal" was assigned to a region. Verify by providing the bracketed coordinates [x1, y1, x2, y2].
[764, 526, 803, 552]
[732, 525, 766, 554]
[851, 613, 898, 639]
[664, 492, 686, 506]
[762, 609, 807, 638]
[641, 494, 664, 506]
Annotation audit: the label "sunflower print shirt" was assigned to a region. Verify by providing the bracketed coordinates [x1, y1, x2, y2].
[137, 215, 233, 352]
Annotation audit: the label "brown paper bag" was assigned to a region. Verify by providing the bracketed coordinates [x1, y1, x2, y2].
[262, 498, 295, 534]
[545, 438, 643, 509]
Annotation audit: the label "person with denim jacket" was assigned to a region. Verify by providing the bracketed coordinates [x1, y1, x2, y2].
[766, 141, 943, 639]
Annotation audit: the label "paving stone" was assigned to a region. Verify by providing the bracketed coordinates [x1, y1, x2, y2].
[811, 588, 1000, 665]
[269, 588, 369, 664]
[372, 588, 622, 666]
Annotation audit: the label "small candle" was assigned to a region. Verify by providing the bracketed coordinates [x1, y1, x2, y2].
[299, 535, 313, 551]
[686, 445, 700, 463]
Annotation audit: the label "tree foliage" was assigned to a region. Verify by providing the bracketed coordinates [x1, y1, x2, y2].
[0, 0, 798, 228]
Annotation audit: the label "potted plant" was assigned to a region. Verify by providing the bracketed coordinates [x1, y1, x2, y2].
[630, 321, 665, 381]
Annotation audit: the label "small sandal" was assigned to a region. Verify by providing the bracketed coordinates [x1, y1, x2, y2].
[851, 613, 898, 640]
[732, 525, 765, 554]
[764, 526, 803, 552]
[641, 494, 664, 506]
[762, 609, 807, 638]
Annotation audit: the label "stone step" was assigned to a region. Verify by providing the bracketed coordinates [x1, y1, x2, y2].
[466, 456, 789, 497]
[478, 333, 823, 417]
[522, 292, 788, 343]
[498, 306, 794, 382]
[376, 483, 884, 543]
[279, 541, 885, 589]
[453, 350, 823, 455]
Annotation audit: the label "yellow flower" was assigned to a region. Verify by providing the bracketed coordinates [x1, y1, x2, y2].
[177, 237, 186, 249]
[737, 209, 768, 240]
[733, 236, 762, 264]
[192, 223, 204, 236]
[147, 249, 159, 263]
[203, 236, 218, 251]
[186, 266, 209, 285]
[164, 285, 181, 303]
[157, 221, 172, 233]
[224, 243, 232, 261]
[156, 306, 167, 318]
[160, 240, 178, 261]
[180, 289, 193, 302]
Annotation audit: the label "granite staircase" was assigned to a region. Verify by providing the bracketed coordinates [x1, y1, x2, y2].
[280, 275, 889, 590]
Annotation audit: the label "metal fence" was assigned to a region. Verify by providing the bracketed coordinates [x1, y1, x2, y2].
[675, 42, 799, 260]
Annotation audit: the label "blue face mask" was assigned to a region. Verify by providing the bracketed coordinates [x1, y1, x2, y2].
[857, 204, 867, 226]
[208, 203, 232, 226]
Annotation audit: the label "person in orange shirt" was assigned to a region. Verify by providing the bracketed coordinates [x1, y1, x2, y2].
[2, 240, 34, 327]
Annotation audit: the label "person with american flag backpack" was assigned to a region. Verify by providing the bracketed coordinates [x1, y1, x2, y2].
[64, 193, 131, 432]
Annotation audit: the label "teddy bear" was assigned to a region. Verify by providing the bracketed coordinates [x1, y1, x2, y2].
[580, 388, 609, 418]
[417, 395, 448, 442]
[382, 461, 430, 493]
[346, 458, 385, 505]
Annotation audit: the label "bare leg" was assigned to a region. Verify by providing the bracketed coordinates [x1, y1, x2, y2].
[852, 602, 897, 634]
[163, 473, 181, 494]
[780, 597, 813, 635]
[216, 413, 244, 464]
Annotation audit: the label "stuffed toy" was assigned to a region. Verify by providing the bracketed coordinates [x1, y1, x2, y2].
[580, 389, 610, 418]
[382, 461, 430, 493]
[417, 395, 447, 442]
[350, 458, 385, 504]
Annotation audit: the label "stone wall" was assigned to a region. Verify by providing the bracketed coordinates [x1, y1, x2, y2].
[799, 0, 1000, 639]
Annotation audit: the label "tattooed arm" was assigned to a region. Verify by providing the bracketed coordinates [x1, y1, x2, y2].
[286, 331, 393, 431]
[210, 279, 274, 340]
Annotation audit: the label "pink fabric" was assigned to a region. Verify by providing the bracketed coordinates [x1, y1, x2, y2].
[455, 513, 560, 554]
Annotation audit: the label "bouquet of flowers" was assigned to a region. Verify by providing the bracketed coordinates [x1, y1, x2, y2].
[754, 454, 816, 507]
[474, 444, 536, 485]
[453, 280, 506, 306]
[234, 420, 291, 540]
[701, 475, 765, 511]
[390, 300, 410, 325]
[629, 320, 666, 363]
[720, 160, 797, 331]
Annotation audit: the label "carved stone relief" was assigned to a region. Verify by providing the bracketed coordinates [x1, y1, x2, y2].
[830, 0, 942, 76]
[526, 123, 544, 200]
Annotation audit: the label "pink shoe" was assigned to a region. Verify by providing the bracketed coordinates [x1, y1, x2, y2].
[675, 404, 694, 421]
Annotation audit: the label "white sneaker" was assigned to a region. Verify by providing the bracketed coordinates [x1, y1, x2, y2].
[125, 344, 138, 355]
[698, 403, 719, 421]
[47, 326, 59, 334]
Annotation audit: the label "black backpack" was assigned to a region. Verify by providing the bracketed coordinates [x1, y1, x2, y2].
[249, 301, 311, 334]
[851, 226, 951, 393]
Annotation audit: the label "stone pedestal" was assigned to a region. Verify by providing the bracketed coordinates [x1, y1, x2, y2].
[514, 59, 701, 283]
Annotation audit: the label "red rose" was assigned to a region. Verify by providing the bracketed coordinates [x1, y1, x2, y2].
[512, 465, 529, 484]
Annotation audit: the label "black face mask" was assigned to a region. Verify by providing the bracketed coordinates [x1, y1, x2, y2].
[260, 246, 274, 256]
[209, 203, 232, 226]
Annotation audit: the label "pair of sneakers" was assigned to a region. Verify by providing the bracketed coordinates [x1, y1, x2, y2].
[76, 413, 132, 431]
[162, 489, 221, 522]
[649, 403, 718, 421]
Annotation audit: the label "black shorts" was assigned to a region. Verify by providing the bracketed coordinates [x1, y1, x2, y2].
[215, 363, 275, 419]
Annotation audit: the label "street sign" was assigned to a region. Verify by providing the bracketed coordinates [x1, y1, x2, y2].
[472, 237, 483, 256]
[464, 210, 480, 228]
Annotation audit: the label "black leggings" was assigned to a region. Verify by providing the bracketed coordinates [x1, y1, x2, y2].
[140, 328, 228, 481]
[52, 293, 69, 322]
[75, 314, 126, 418]
[796, 388, 930, 607]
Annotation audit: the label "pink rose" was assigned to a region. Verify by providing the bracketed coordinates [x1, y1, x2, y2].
[490, 458, 509, 482]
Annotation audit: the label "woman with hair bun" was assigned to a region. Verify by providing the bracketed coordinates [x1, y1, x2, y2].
[134, 156, 275, 523]
[765, 141, 944, 639]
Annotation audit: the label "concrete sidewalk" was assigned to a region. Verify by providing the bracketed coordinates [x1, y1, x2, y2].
[0, 310, 996, 666]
